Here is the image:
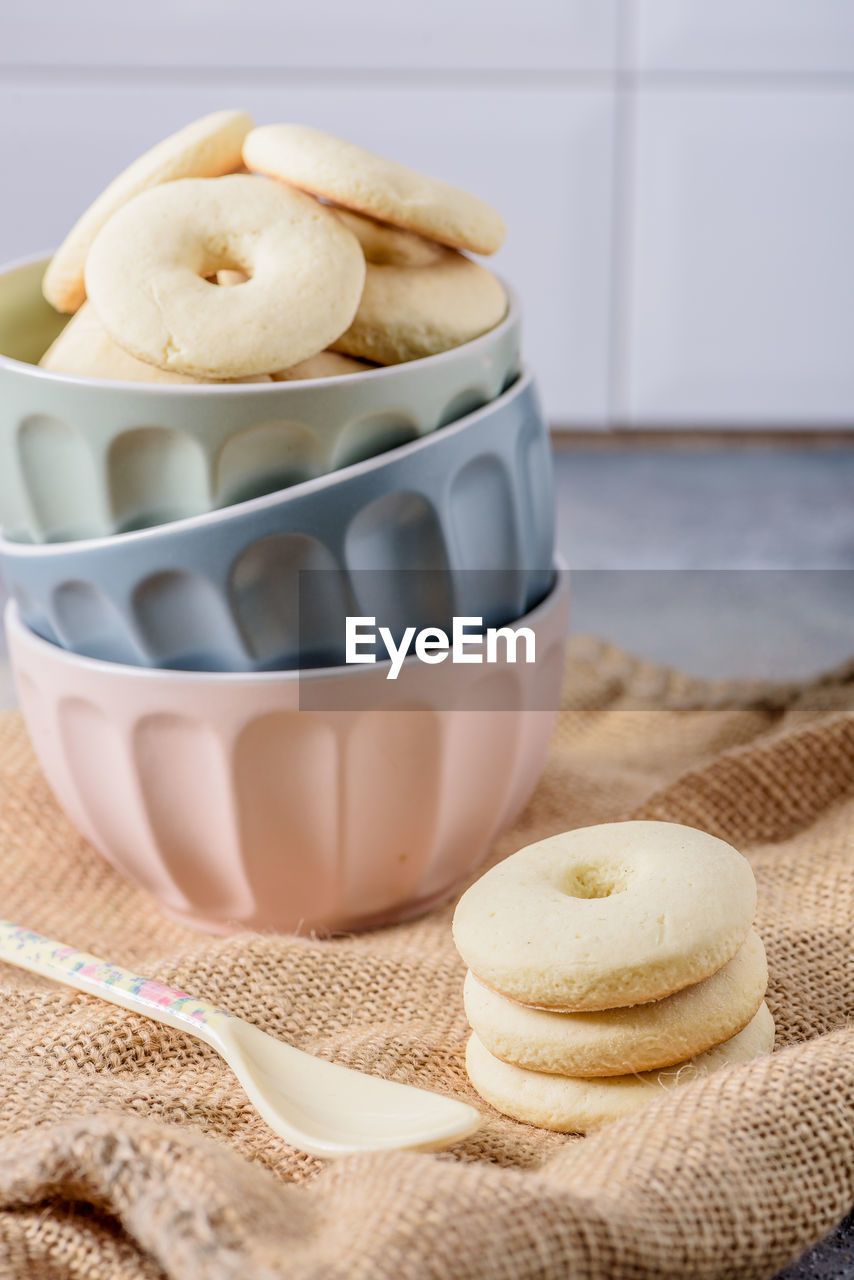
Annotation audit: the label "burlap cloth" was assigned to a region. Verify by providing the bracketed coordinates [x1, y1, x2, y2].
[0, 637, 853, 1280]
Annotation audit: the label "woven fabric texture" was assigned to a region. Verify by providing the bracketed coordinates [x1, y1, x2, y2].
[0, 638, 852, 1279]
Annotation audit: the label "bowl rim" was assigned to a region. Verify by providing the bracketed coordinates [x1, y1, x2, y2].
[4, 556, 567, 686]
[0, 250, 521, 393]
[0, 368, 536, 558]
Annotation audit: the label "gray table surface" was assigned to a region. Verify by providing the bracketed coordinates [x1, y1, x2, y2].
[554, 443, 854, 683]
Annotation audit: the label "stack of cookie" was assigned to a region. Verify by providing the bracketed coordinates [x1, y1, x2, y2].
[39, 112, 508, 384]
[452, 820, 774, 1132]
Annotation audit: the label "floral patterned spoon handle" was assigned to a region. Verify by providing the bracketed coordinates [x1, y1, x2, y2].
[0, 918, 233, 1044]
[0, 918, 481, 1158]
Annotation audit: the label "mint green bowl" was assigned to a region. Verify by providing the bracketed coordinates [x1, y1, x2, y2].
[0, 255, 521, 543]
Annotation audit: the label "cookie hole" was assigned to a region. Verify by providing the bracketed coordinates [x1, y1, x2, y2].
[560, 864, 629, 900]
[208, 268, 250, 287]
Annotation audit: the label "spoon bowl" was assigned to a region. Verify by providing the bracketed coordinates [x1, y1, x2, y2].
[226, 1018, 480, 1156]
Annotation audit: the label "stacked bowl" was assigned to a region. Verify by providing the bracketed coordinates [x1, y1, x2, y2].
[0, 123, 567, 935]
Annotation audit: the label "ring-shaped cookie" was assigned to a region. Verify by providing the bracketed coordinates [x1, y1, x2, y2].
[39, 304, 270, 384]
[330, 210, 506, 363]
[44, 109, 253, 314]
[243, 123, 505, 255]
[84, 174, 366, 379]
[465, 1004, 774, 1133]
[452, 821, 757, 1011]
[463, 930, 767, 1077]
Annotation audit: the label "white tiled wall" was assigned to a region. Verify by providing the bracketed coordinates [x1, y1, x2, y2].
[633, 0, 854, 74]
[2, 0, 620, 72]
[619, 89, 854, 425]
[3, 1, 853, 429]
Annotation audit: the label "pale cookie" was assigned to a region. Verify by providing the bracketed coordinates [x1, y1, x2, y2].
[272, 351, 373, 381]
[242, 123, 506, 255]
[463, 930, 767, 1077]
[452, 821, 757, 1011]
[38, 304, 271, 384]
[329, 210, 506, 363]
[84, 174, 366, 379]
[465, 1003, 774, 1133]
[43, 110, 253, 314]
[332, 208, 445, 268]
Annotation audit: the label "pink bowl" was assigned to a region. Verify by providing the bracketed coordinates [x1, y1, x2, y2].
[6, 569, 568, 934]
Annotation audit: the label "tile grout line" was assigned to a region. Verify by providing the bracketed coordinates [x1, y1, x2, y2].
[4, 65, 854, 90]
[606, 1, 639, 429]
[1, 65, 616, 89]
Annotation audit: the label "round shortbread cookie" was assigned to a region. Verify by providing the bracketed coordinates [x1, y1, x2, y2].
[329, 209, 506, 363]
[84, 174, 366, 379]
[463, 930, 767, 1077]
[242, 123, 506, 255]
[465, 1003, 775, 1133]
[332, 208, 444, 268]
[271, 351, 373, 381]
[38, 304, 271, 384]
[452, 821, 757, 1011]
[43, 110, 253, 314]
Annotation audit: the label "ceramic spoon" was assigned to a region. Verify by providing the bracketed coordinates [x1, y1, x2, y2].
[0, 919, 481, 1157]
